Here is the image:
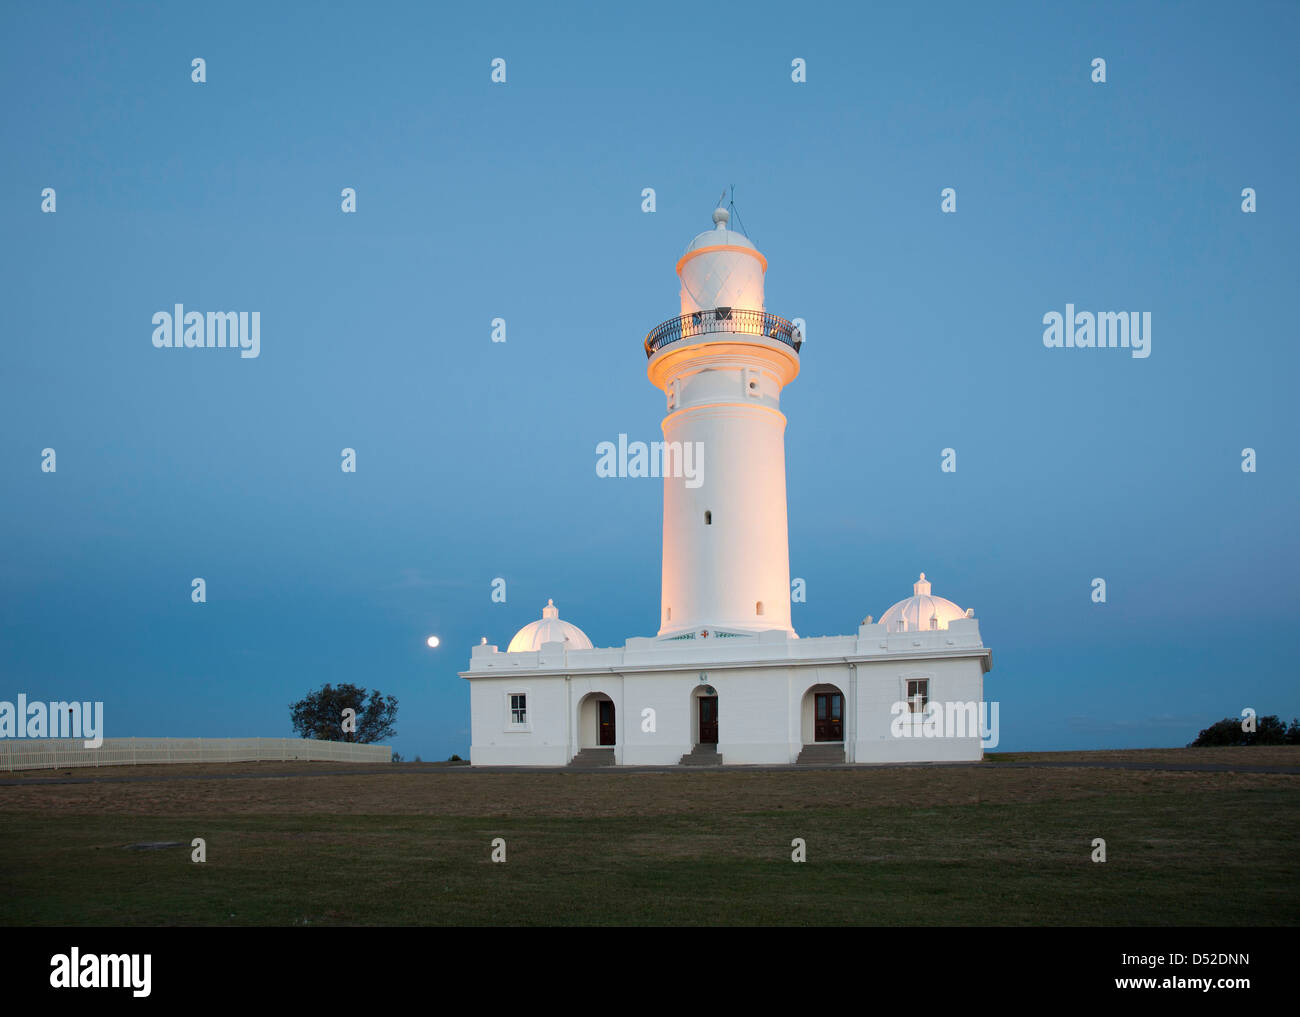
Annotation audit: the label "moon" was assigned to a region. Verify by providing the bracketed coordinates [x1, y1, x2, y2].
[426, 635, 440, 648]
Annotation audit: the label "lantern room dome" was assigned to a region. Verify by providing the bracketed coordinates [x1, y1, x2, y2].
[877, 574, 968, 633]
[684, 206, 757, 254]
[506, 599, 593, 653]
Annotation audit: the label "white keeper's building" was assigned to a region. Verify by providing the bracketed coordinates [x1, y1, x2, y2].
[461, 208, 993, 766]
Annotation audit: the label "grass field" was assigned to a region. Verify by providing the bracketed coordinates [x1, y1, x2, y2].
[1, 749, 1297, 925]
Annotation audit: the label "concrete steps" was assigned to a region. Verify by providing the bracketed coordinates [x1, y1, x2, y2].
[568, 748, 615, 768]
[679, 743, 723, 766]
[796, 743, 845, 765]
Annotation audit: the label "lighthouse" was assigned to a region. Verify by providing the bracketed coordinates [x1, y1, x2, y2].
[462, 201, 991, 769]
[644, 207, 802, 638]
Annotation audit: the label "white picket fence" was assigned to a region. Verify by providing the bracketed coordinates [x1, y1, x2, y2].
[0, 737, 391, 772]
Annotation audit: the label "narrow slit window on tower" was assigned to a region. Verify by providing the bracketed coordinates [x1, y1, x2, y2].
[704, 510, 712, 525]
[666, 607, 671, 621]
[756, 601, 764, 616]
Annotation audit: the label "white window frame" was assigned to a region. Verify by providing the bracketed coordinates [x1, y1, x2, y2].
[505, 690, 531, 732]
[897, 673, 935, 733]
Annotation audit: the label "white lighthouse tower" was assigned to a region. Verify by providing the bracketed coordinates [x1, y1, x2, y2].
[645, 207, 802, 638]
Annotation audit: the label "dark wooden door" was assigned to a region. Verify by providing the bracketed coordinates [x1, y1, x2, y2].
[598, 700, 615, 745]
[814, 692, 843, 742]
[698, 696, 718, 744]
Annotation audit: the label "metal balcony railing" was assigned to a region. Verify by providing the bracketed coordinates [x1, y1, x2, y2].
[644, 307, 802, 358]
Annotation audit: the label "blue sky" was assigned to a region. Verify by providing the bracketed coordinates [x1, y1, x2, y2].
[2, 0, 1297, 757]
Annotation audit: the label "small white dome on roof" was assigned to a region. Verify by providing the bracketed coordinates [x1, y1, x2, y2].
[506, 599, 593, 653]
[877, 573, 967, 633]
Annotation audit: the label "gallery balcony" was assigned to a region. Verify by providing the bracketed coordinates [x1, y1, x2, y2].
[644, 307, 802, 358]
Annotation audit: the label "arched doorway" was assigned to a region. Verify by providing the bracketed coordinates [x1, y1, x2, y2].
[690, 685, 719, 746]
[801, 683, 845, 743]
[578, 693, 616, 748]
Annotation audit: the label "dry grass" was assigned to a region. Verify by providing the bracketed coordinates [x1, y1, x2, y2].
[1, 751, 1295, 819]
[988, 747, 1300, 766]
[2, 750, 1296, 925]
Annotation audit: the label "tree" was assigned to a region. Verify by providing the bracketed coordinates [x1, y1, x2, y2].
[1189, 718, 1244, 746]
[1256, 715, 1290, 744]
[1188, 714, 1291, 747]
[290, 683, 397, 744]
